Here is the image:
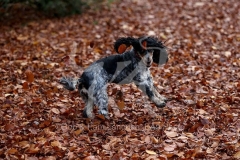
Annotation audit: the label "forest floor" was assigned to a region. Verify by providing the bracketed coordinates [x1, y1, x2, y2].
[0, 0, 239, 159]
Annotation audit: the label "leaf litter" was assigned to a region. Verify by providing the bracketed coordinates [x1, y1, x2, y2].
[0, 0, 239, 159]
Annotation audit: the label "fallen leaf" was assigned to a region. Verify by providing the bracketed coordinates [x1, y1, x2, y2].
[51, 108, 60, 114]
[211, 141, 219, 148]
[7, 148, 18, 154]
[185, 133, 195, 139]
[22, 81, 29, 89]
[102, 144, 111, 150]
[151, 136, 158, 144]
[204, 129, 215, 136]
[19, 141, 30, 148]
[27, 144, 40, 154]
[83, 156, 99, 160]
[165, 131, 178, 138]
[117, 100, 125, 110]
[224, 51, 231, 57]
[146, 150, 157, 155]
[96, 114, 105, 120]
[51, 141, 61, 147]
[206, 147, 213, 154]
[164, 144, 176, 152]
[199, 109, 208, 115]
[4, 123, 14, 131]
[234, 151, 240, 159]
[25, 69, 34, 83]
[74, 129, 83, 136]
[17, 36, 28, 41]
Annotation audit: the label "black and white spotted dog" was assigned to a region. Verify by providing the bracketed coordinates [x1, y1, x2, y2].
[60, 36, 168, 119]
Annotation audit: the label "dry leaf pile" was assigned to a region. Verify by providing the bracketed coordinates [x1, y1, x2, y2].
[0, 0, 239, 159]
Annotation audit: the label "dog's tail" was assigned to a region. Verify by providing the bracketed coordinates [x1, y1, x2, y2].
[59, 77, 78, 91]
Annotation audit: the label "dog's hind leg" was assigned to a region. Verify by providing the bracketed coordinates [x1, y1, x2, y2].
[82, 98, 94, 118]
[94, 87, 109, 119]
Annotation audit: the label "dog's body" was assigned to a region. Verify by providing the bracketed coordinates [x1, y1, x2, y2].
[60, 36, 168, 119]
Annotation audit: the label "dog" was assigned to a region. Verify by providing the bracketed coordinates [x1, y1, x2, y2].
[60, 36, 168, 119]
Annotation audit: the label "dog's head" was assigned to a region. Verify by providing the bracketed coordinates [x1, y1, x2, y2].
[114, 36, 168, 67]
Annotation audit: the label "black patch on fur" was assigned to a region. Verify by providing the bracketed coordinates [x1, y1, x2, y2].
[96, 54, 125, 76]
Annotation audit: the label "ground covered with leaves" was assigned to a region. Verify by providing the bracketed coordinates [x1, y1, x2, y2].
[0, 0, 240, 159]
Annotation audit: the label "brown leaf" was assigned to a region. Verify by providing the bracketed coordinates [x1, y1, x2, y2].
[51, 141, 61, 147]
[26, 144, 40, 154]
[102, 144, 111, 150]
[137, 117, 143, 125]
[74, 129, 83, 136]
[4, 123, 15, 131]
[151, 136, 159, 144]
[96, 114, 105, 120]
[61, 125, 69, 133]
[165, 131, 178, 138]
[117, 100, 125, 110]
[164, 145, 176, 152]
[17, 36, 28, 41]
[26, 157, 38, 160]
[83, 156, 98, 160]
[185, 133, 195, 139]
[234, 151, 240, 159]
[131, 153, 139, 160]
[25, 69, 34, 83]
[22, 81, 29, 89]
[144, 135, 151, 143]
[51, 108, 60, 114]
[204, 128, 215, 136]
[146, 150, 157, 155]
[74, 55, 82, 66]
[211, 140, 219, 148]
[7, 148, 18, 155]
[32, 98, 42, 103]
[19, 141, 30, 148]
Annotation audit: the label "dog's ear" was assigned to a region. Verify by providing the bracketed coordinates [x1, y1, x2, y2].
[144, 37, 168, 66]
[153, 47, 168, 66]
[114, 37, 137, 54]
[141, 40, 147, 50]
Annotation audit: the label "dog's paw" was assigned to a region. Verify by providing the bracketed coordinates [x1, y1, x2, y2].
[99, 109, 110, 119]
[83, 109, 95, 119]
[156, 102, 166, 108]
[162, 97, 168, 103]
[152, 97, 166, 108]
[154, 90, 168, 103]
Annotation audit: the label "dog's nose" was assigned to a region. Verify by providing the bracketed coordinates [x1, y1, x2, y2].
[147, 59, 152, 64]
[147, 60, 152, 66]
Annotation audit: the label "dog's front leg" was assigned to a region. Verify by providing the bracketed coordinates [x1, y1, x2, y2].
[152, 85, 168, 103]
[136, 82, 166, 108]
